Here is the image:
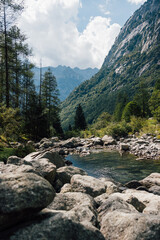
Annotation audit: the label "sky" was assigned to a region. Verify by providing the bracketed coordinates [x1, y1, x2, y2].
[19, 0, 147, 69]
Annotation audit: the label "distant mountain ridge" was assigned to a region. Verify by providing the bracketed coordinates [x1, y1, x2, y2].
[60, 0, 160, 130]
[33, 66, 98, 101]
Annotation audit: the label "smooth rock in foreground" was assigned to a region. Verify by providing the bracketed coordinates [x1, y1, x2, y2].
[0, 173, 55, 230]
[100, 211, 160, 240]
[71, 174, 106, 197]
[1, 210, 105, 240]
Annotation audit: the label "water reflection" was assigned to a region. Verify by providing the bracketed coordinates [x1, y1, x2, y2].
[66, 151, 160, 184]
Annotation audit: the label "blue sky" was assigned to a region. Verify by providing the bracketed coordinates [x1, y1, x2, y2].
[77, 0, 143, 31]
[19, 0, 146, 69]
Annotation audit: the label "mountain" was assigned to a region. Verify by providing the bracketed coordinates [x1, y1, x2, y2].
[60, 0, 160, 130]
[32, 66, 98, 101]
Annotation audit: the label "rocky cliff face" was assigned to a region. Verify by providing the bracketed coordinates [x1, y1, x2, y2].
[60, 0, 160, 130]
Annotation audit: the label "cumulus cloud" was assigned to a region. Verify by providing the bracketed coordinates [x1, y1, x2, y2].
[127, 0, 147, 5]
[19, 0, 120, 68]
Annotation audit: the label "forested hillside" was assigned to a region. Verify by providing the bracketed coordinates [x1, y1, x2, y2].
[60, 0, 160, 130]
[33, 66, 98, 101]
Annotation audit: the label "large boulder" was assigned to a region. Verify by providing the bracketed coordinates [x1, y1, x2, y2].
[5, 157, 57, 185]
[28, 158, 57, 185]
[0, 163, 40, 176]
[140, 173, 160, 188]
[48, 192, 97, 226]
[48, 192, 96, 211]
[71, 175, 106, 197]
[57, 166, 87, 184]
[98, 195, 137, 222]
[1, 210, 105, 240]
[0, 173, 55, 230]
[100, 210, 160, 240]
[112, 189, 160, 214]
[24, 151, 65, 168]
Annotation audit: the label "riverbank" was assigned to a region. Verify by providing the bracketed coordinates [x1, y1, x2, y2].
[33, 134, 160, 160]
[1, 147, 160, 239]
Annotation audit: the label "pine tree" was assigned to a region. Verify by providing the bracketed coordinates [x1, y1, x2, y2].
[0, 0, 24, 107]
[74, 104, 87, 130]
[41, 68, 63, 137]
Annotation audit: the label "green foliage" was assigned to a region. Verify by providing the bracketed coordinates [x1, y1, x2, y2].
[122, 101, 141, 122]
[14, 144, 35, 158]
[129, 116, 144, 133]
[149, 89, 160, 122]
[133, 82, 151, 118]
[114, 91, 128, 121]
[107, 121, 132, 139]
[93, 112, 112, 130]
[0, 104, 22, 142]
[0, 148, 16, 163]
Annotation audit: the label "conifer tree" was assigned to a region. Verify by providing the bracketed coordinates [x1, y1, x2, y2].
[0, 0, 24, 107]
[41, 68, 63, 137]
[74, 104, 87, 130]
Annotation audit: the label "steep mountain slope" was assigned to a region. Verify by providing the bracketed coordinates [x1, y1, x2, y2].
[60, 0, 160, 130]
[33, 66, 98, 101]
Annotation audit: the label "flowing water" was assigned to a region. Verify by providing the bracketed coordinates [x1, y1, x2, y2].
[66, 150, 160, 184]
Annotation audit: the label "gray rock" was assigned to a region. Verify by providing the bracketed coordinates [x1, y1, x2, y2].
[48, 192, 96, 211]
[60, 183, 72, 193]
[91, 137, 103, 146]
[39, 140, 53, 149]
[112, 189, 160, 214]
[149, 185, 160, 196]
[1, 210, 105, 240]
[98, 195, 137, 222]
[120, 143, 130, 151]
[0, 173, 55, 230]
[71, 174, 106, 197]
[48, 192, 97, 226]
[100, 210, 160, 240]
[57, 166, 87, 184]
[94, 193, 109, 207]
[102, 135, 117, 145]
[125, 180, 143, 189]
[24, 151, 65, 168]
[0, 164, 40, 176]
[140, 172, 160, 188]
[28, 158, 57, 185]
[7, 156, 32, 166]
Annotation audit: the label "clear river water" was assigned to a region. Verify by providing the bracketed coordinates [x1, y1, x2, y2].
[66, 150, 160, 184]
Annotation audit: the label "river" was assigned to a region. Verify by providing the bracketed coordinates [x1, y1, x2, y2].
[66, 150, 160, 184]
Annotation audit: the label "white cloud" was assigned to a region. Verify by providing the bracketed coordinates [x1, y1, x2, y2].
[19, 0, 120, 69]
[127, 0, 147, 5]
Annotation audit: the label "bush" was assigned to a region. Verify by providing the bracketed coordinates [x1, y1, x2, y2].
[107, 122, 132, 139]
[129, 116, 144, 133]
[14, 144, 35, 158]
